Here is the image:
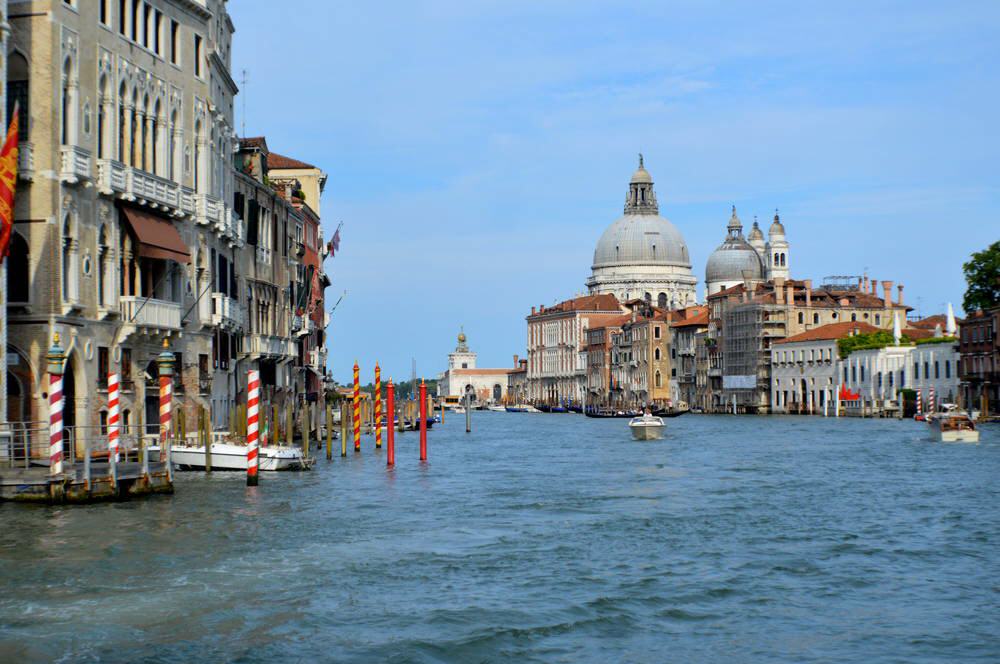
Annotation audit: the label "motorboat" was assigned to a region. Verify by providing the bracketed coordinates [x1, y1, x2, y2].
[628, 414, 665, 440]
[487, 405, 506, 412]
[150, 442, 309, 471]
[505, 405, 527, 413]
[927, 405, 980, 443]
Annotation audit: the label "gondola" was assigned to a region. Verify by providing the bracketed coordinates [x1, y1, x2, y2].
[584, 408, 641, 418]
[650, 407, 690, 418]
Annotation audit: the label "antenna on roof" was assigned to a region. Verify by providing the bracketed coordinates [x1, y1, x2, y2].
[240, 69, 248, 137]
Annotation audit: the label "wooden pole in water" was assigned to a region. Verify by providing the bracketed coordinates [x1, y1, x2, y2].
[440, 398, 445, 423]
[465, 392, 471, 433]
[246, 369, 260, 486]
[374, 363, 382, 449]
[353, 361, 361, 452]
[419, 379, 428, 461]
[340, 401, 348, 457]
[326, 403, 333, 460]
[386, 379, 395, 467]
[202, 404, 212, 472]
[301, 401, 310, 459]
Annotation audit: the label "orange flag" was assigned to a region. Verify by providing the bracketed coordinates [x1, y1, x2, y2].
[0, 101, 19, 261]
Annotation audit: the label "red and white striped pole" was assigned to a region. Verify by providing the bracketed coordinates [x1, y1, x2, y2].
[929, 387, 936, 415]
[157, 340, 175, 462]
[247, 369, 260, 486]
[419, 378, 427, 461]
[353, 361, 361, 453]
[386, 378, 395, 467]
[375, 363, 382, 449]
[108, 370, 121, 462]
[916, 388, 922, 417]
[46, 333, 66, 476]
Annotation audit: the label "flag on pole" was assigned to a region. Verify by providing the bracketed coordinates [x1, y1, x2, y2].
[0, 101, 19, 262]
[327, 223, 341, 257]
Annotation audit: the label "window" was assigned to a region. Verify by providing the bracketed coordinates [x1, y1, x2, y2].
[934, 361, 940, 379]
[945, 361, 950, 378]
[131, 0, 139, 41]
[100, 0, 111, 25]
[154, 10, 163, 55]
[860, 365, 865, 382]
[654, 348, 661, 361]
[851, 313, 857, 322]
[924, 361, 929, 377]
[98, 346, 109, 388]
[798, 312, 804, 324]
[121, 348, 133, 390]
[654, 371, 662, 388]
[654, 326, 661, 339]
[170, 20, 180, 65]
[875, 314, 881, 325]
[194, 34, 203, 77]
[7, 53, 29, 141]
[7, 233, 29, 303]
[813, 313, 819, 324]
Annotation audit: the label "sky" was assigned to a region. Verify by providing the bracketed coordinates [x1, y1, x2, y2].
[228, 1, 1000, 385]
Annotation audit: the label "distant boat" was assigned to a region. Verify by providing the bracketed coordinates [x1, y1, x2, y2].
[550, 406, 568, 413]
[927, 405, 979, 443]
[628, 414, 665, 440]
[487, 405, 506, 412]
[505, 405, 527, 412]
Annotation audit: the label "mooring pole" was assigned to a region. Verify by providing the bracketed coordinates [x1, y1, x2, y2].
[340, 401, 348, 457]
[157, 340, 175, 468]
[246, 369, 260, 486]
[46, 333, 65, 478]
[375, 363, 382, 449]
[419, 379, 428, 461]
[326, 402, 333, 460]
[353, 361, 361, 453]
[465, 392, 471, 433]
[386, 379, 395, 467]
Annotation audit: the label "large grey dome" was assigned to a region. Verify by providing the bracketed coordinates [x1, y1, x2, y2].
[592, 213, 691, 268]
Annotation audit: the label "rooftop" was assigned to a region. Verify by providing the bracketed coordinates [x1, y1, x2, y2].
[267, 152, 318, 170]
[775, 321, 880, 344]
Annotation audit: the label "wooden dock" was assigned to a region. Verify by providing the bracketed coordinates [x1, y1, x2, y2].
[0, 460, 173, 503]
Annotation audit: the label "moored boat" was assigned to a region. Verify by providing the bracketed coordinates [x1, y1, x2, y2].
[152, 442, 309, 471]
[927, 405, 980, 443]
[628, 414, 665, 440]
[487, 405, 506, 412]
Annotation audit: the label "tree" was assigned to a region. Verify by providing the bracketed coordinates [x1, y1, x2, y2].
[963, 241, 1000, 312]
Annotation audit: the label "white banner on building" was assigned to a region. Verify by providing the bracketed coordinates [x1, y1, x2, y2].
[723, 375, 757, 390]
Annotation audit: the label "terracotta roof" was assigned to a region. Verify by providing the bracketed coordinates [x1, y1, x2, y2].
[267, 152, 317, 170]
[909, 314, 963, 329]
[902, 327, 936, 340]
[671, 310, 709, 328]
[534, 293, 621, 315]
[775, 321, 880, 344]
[239, 136, 267, 150]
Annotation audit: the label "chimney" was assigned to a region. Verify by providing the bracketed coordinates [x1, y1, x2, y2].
[870, 279, 877, 296]
[774, 277, 786, 304]
[863, 276, 869, 292]
[881, 280, 893, 308]
[857, 276, 863, 291]
[540, 304, 545, 313]
[531, 306, 536, 315]
[897, 284, 904, 305]
[513, 354, 519, 367]
[804, 279, 812, 308]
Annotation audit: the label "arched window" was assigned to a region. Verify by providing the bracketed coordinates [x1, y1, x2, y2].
[98, 225, 110, 307]
[780, 253, 786, 266]
[141, 94, 150, 171]
[643, 292, 651, 303]
[61, 58, 73, 145]
[130, 90, 139, 166]
[657, 292, 667, 308]
[61, 214, 79, 303]
[654, 371, 662, 388]
[194, 119, 203, 192]
[118, 82, 127, 162]
[97, 75, 108, 158]
[6, 52, 29, 140]
[851, 313, 857, 322]
[169, 108, 178, 181]
[7, 232, 29, 303]
[152, 98, 162, 175]
[654, 348, 661, 361]
[773, 252, 779, 265]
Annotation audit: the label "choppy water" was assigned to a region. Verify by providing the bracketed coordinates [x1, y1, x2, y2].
[1, 413, 999, 663]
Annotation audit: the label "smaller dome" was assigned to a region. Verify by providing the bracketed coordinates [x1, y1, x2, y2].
[457, 331, 466, 344]
[769, 210, 785, 236]
[748, 220, 764, 242]
[631, 153, 653, 184]
[706, 241, 764, 285]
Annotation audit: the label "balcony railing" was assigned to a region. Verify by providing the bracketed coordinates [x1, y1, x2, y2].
[195, 193, 222, 226]
[246, 334, 291, 358]
[96, 159, 192, 218]
[119, 296, 182, 330]
[211, 292, 244, 330]
[255, 245, 271, 266]
[60, 145, 92, 184]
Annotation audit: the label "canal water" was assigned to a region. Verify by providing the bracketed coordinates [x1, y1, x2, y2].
[1, 414, 998, 663]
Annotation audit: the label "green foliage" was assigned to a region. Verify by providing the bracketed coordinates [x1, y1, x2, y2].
[914, 336, 957, 346]
[962, 240, 1000, 312]
[837, 330, 908, 358]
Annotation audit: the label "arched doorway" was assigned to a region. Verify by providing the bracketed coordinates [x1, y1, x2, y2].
[492, 383, 502, 402]
[63, 353, 77, 458]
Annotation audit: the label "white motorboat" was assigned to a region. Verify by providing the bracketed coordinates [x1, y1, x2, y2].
[487, 405, 506, 412]
[151, 442, 308, 470]
[453, 406, 466, 414]
[927, 405, 980, 443]
[628, 414, 665, 440]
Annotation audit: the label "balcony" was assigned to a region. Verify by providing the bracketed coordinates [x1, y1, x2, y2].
[211, 292, 244, 330]
[219, 206, 242, 245]
[18, 141, 34, 181]
[97, 159, 191, 218]
[246, 334, 291, 358]
[119, 296, 182, 331]
[194, 193, 222, 226]
[60, 145, 92, 184]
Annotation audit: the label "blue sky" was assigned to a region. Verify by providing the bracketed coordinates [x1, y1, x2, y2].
[229, 1, 1000, 385]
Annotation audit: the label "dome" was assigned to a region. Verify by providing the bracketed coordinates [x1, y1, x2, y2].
[769, 210, 785, 237]
[747, 220, 764, 242]
[705, 241, 764, 284]
[592, 213, 691, 268]
[630, 154, 653, 184]
[705, 207, 764, 285]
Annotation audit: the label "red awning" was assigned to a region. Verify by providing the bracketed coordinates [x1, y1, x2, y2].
[119, 205, 190, 264]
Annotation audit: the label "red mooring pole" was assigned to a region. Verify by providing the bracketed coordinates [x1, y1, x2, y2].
[419, 379, 427, 461]
[386, 379, 395, 467]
